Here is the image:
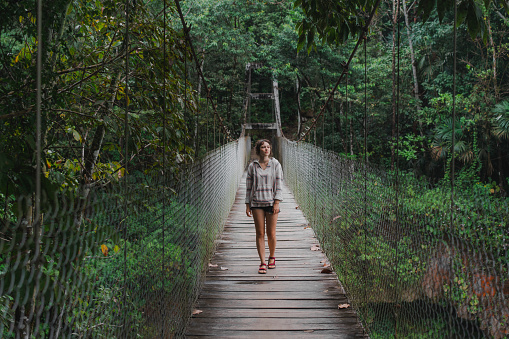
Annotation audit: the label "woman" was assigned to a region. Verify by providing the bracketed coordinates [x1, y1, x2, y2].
[245, 139, 283, 274]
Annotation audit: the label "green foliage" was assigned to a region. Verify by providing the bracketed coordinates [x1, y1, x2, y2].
[294, 0, 506, 50]
[1, 0, 197, 336]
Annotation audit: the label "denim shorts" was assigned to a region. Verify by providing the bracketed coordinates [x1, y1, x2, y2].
[251, 206, 274, 214]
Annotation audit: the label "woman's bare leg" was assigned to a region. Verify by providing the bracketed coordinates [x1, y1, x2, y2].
[252, 209, 266, 264]
[266, 212, 278, 259]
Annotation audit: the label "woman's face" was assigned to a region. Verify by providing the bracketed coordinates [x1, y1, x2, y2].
[260, 142, 271, 156]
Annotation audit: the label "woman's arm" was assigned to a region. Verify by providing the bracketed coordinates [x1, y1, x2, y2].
[273, 161, 284, 202]
[245, 163, 254, 216]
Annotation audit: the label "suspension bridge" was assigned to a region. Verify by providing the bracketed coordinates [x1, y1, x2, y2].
[3, 68, 508, 337]
[2, 0, 509, 337]
[186, 171, 366, 337]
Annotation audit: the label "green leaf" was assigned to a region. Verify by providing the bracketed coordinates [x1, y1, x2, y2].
[72, 129, 81, 142]
[297, 30, 306, 52]
[457, 2, 469, 26]
[466, 0, 483, 40]
[306, 27, 315, 54]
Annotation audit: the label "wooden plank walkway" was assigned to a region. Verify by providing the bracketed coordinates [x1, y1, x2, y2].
[186, 174, 367, 338]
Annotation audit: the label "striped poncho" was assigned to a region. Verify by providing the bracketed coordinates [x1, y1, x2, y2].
[245, 158, 284, 207]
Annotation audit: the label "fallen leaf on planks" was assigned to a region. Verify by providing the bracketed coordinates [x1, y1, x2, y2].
[192, 309, 203, 315]
[310, 245, 320, 251]
[321, 267, 333, 274]
[208, 263, 218, 268]
[220, 266, 228, 270]
[338, 304, 350, 309]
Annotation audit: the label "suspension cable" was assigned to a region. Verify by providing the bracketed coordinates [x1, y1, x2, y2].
[33, 0, 43, 332]
[346, 69, 350, 155]
[206, 92, 210, 152]
[298, 0, 382, 142]
[331, 89, 335, 153]
[394, 0, 401, 333]
[35, 0, 42, 234]
[122, 0, 130, 333]
[448, 0, 458, 333]
[451, 0, 457, 234]
[162, 0, 167, 335]
[174, 0, 233, 142]
[363, 35, 368, 309]
[185, 38, 188, 155]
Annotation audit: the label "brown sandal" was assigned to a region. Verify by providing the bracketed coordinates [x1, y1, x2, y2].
[258, 263, 267, 274]
[268, 257, 276, 269]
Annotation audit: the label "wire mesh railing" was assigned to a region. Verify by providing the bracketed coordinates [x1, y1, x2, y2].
[280, 137, 509, 339]
[0, 137, 249, 338]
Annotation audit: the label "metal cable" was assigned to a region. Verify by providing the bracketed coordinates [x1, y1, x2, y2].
[298, 0, 382, 142]
[174, 0, 233, 142]
[394, 1, 402, 333]
[122, 0, 130, 334]
[449, 0, 458, 333]
[161, 0, 167, 335]
[363, 35, 368, 319]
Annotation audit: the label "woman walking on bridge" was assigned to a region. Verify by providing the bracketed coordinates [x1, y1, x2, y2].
[245, 139, 283, 274]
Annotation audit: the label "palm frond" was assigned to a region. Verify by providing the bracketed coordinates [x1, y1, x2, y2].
[492, 101, 509, 140]
[435, 118, 463, 142]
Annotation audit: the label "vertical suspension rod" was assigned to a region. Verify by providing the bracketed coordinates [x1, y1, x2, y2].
[122, 0, 130, 333]
[162, 0, 167, 335]
[35, 0, 42, 226]
[394, 2, 401, 335]
[298, 0, 382, 142]
[448, 0, 458, 334]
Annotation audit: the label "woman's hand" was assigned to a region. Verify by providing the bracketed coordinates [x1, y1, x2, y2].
[273, 201, 280, 214]
[246, 204, 252, 217]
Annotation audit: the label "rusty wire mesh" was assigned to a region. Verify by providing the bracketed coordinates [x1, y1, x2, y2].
[279, 137, 509, 339]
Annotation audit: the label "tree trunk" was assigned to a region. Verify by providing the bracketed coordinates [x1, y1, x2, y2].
[75, 72, 121, 228]
[402, 0, 421, 113]
[195, 53, 205, 151]
[296, 76, 302, 137]
[337, 101, 344, 154]
[349, 117, 354, 156]
[197, 51, 205, 98]
[487, 16, 498, 101]
[497, 144, 505, 193]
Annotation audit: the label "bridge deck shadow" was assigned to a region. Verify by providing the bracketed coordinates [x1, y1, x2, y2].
[186, 174, 367, 338]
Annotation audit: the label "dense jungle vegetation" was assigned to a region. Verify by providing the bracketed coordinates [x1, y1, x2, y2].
[183, 0, 509, 189]
[1, 0, 508, 336]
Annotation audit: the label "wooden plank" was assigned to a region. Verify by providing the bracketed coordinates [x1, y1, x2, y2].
[196, 291, 344, 299]
[205, 269, 334, 276]
[189, 317, 359, 326]
[187, 318, 361, 331]
[190, 308, 350, 318]
[201, 281, 344, 293]
[185, 176, 365, 337]
[194, 299, 347, 309]
[186, 331, 366, 339]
